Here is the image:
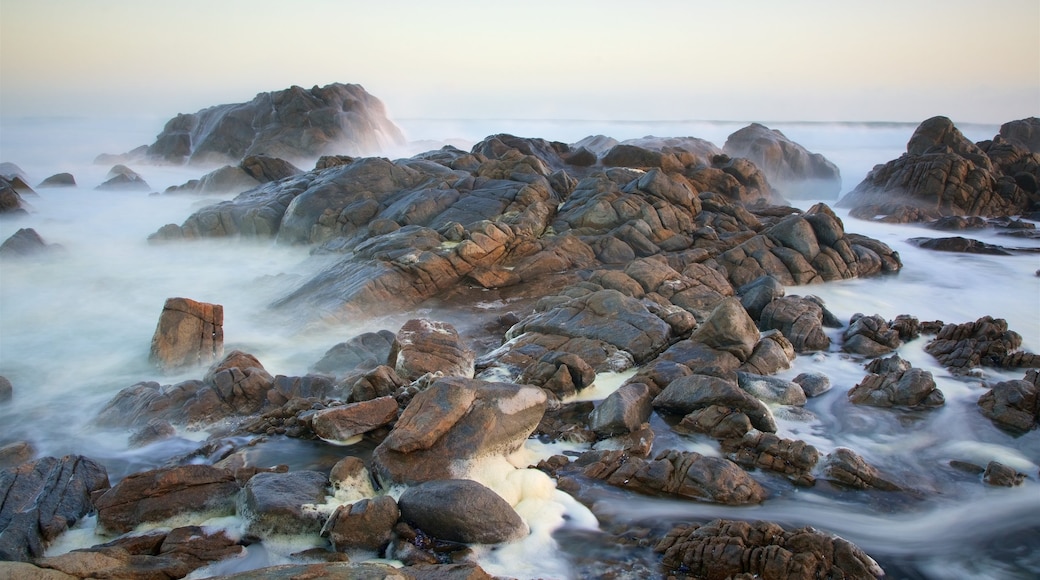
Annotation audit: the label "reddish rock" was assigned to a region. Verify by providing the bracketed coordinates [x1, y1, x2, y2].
[149, 297, 224, 372]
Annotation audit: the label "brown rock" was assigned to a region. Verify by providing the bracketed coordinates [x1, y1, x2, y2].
[149, 297, 224, 373]
[389, 319, 475, 381]
[311, 396, 399, 443]
[978, 372, 1040, 433]
[94, 464, 239, 534]
[822, 448, 901, 491]
[322, 495, 400, 551]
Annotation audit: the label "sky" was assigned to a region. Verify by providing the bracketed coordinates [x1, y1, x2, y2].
[1, 0, 1038, 124]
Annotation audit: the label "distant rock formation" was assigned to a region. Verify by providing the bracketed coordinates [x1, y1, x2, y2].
[136, 83, 405, 165]
[723, 123, 842, 199]
[837, 116, 1040, 221]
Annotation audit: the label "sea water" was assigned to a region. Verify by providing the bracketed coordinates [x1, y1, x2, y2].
[1, 114, 1038, 579]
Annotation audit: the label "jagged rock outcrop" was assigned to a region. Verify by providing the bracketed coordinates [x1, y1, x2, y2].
[723, 123, 842, 198]
[575, 449, 766, 505]
[924, 315, 1040, 373]
[847, 354, 944, 408]
[656, 519, 884, 579]
[977, 370, 1040, 433]
[0, 455, 110, 561]
[138, 83, 405, 165]
[838, 116, 1040, 221]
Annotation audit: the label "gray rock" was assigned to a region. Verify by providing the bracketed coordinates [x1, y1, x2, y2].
[848, 355, 943, 408]
[723, 123, 842, 199]
[397, 479, 527, 544]
[37, 173, 76, 188]
[310, 330, 397, 376]
[0, 375, 11, 403]
[689, 297, 760, 361]
[588, 382, 653, 438]
[0, 455, 109, 561]
[0, 228, 62, 258]
[240, 471, 329, 535]
[978, 372, 1040, 433]
[793, 372, 832, 397]
[822, 448, 901, 491]
[95, 464, 237, 534]
[842, 313, 902, 356]
[653, 374, 776, 433]
[322, 495, 399, 551]
[737, 372, 807, 406]
[759, 295, 832, 353]
[983, 461, 1026, 487]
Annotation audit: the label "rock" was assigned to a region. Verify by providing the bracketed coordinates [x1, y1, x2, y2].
[519, 350, 597, 398]
[842, 313, 903, 356]
[348, 365, 408, 403]
[977, 372, 1040, 432]
[793, 372, 832, 397]
[372, 377, 547, 485]
[96, 165, 150, 191]
[576, 449, 766, 505]
[656, 519, 884, 580]
[908, 236, 1022, 255]
[397, 479, 527, 544]
[138, 83, 405, 165]
[0, 375, 12, 402]
[737, 371, 807, 406]
[148, 297, 224, 372]
[240, 470, 329, 535]
[838, 116, 1039, 221]
[722, 431, 819, 486]
[0, 176, 30, 215]
[848, 355, 944, 408]
[822, 448, 901, 491]
[389, 319, 475, 381]
[0, 441, 35, 469]
[653, 373, 776, 433]
[737, 275, 785, 321]
[0, 455, 110, 561]
[37, 173, 76, 188]
[0, 228, 62, 257]
[983, 461, 1027, 486]
[127, 419, 177, 447]
[998, 117, 1040, 152]
[0, 562, 77, 579]
[506, 288, 673, 364]
[688, 297, 760, 361]
[759, 295, 833, 353]
[924, 316, 1040, 373]
[311, 396, 399, 443]
[675, 405, 754, 439]
[35, 526, 243, 579]
[740, 331, 796, 376]
[322, 495, 400, 551]
[94, 464, 238, 534]
[588, 382, 653, 438]
[723, 123, 842, 198]
[310, 329, 397, 376]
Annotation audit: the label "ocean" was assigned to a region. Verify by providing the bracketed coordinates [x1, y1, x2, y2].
[1, 114, 1038, 579]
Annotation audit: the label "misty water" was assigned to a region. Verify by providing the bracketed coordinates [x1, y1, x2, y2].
[1, 115, 1038, 579]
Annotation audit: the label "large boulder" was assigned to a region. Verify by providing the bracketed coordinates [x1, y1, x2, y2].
[94, 464, 239, 534]
[723, 123, 842, 198]
[322, 495, 399, 552]
[656, 519, 883, 580]
[0, 455, 110, 561]
[397, 479, 527, 544]
[140, 83, 405, 165]
[838, 116, 1040, 221]
[148, 297, 224, 372]
[372, 377, 547, 485]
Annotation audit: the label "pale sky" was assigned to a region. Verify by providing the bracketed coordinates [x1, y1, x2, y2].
[1, 0, 1037, 123]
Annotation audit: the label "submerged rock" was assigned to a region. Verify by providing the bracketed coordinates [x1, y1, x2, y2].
[656, 519, 884, 579]
[821, 448, 901, 491]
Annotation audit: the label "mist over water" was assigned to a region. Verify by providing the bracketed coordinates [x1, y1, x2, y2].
[1, 114, 1038, 579]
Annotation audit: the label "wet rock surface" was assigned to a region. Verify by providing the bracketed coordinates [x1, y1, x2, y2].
[656, 519, 884, 579]
[848, 354, 944, 408]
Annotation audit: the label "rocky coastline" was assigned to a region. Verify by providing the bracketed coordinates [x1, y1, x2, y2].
[1, 96, 1038, 579]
